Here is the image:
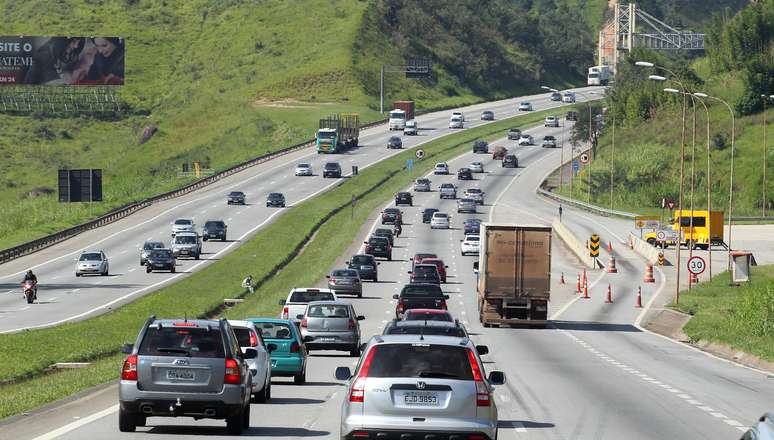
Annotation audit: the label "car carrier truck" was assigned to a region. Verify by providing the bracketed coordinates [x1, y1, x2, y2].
[316, 113, 360, 154]
[476, 223, 552, 327]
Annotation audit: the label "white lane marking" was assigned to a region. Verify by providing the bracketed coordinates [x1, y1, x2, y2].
[29, 404, 119, 440]
[120, 250, 128, 255]
[70, 289, 80, 293]
[710, 412, 728, 419]
[48, 297, 57, 302]
[128, 268, 136, 273]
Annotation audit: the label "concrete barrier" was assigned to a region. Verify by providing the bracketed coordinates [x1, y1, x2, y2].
[552, 218, 599, 269]
[629, 233, 666, 265]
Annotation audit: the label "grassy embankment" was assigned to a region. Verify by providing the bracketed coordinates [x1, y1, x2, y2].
[0, 107, 559, 419]
[670, 264, 774, 362]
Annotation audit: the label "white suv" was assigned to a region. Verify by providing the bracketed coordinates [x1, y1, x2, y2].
[434, 162, 450, 175]
[544, 115, 559, 127]
[335, 335, 505, 440]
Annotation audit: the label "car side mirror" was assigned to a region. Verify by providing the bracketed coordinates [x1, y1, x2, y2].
[335, 366, 352, 381]
[488, 371, 506, 385]
[325, 275, 331, 279]
[356, 315, 365, 321]
[121, 343, 134, 354]
[266, 343, 278, 353]
[392, 294, 399, 299]
[407, 271, 412, 274]
[377, 262, 381, 265]
[296, 314, 304, 320]
[476, 345, 489, 355]
[359, 343, 367, 352]
[445, 265, 449, 268]
[303, 336, 314, 342]
[444, 295, 450, 300]
[242, 347, 258, 359]
[364, 241, 368, 245]
[460, 239, 463, 242]
[278, 299, 286, 306]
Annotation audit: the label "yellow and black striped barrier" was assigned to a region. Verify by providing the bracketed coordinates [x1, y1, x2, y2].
[589, 234, 600, 258]
[658, 252, 665, 266]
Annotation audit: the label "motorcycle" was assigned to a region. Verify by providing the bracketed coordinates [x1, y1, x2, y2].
[21, 280, 36, 304]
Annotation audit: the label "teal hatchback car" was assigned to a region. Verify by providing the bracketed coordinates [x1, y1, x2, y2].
[247, 318, 308, 384]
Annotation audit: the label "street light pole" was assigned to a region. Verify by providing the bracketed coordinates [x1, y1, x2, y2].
[380, 64, 385, 114]
[610, 101, 615, 211]
[694, 95, 713, 280]
[763, 95, 772, 217]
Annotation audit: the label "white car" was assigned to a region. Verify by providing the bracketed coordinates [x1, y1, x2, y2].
[414, 178, 431, 192]
[562, 92, 576, 103]
[518, 134, 534, 146]
[403, 120, 418, 135]
[452, 111, 465, 122]
[469, 161, 484, 173]
[295, 163, 313, 176]
[171, 218, 195, 236]
[518, 102, 533, 111]
[75, 250, 109, 276]
[464, 188, 485, 205]
[430, 212, 451, 229]
[449, 115, 464, 129]
[460, 234, 480, 256]
[544, 116, 559, 127]
[227, 320, 273, 403]
[434, 162, 450, 175]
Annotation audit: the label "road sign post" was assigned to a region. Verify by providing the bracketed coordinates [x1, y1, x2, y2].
[687, 256, 706, 275]
[406, 159, 414, 171]
[415, 149, 425, 159]
[589, 234, 600, 265]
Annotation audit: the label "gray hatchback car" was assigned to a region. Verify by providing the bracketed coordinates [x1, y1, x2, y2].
[335, 335, 505, 440]
[118, 317, 255, 435]
[299, 301, 364, 357]
[327, 269, 363, 297]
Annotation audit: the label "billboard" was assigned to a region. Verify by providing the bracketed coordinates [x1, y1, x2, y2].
[58, 169, 103, 202]
[0, 36, 124, 86]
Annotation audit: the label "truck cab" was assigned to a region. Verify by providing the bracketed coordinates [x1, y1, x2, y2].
[316, 128, 338, 153]
[388, 109, 407, 130]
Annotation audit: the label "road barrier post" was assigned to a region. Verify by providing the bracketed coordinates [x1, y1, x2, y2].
[635, 287, 643, 308]
[607, 256, 618, 273]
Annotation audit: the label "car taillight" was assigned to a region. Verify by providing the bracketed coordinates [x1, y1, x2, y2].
[224, 358, 241, 385]
[439, 299, 447, 310]
[329, 277, 337, 285]
[121, 355, 138, 381]
[249, 331, 258, 347]
[349, 347, 377, 403]
[301, 318, 307, 328]
[348, 319, 356, 330]
[467, 349, 490, 407]
[290, 341, 300, 353]
[397, 299, 405, 313]
[281, 306, 288, 319]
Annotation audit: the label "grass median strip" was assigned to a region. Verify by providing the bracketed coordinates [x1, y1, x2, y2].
[669, 265, 774, 362]
[0, 107, 559, 419]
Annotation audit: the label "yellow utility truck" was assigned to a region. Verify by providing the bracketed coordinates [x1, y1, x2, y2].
[646, 210, 724, 250]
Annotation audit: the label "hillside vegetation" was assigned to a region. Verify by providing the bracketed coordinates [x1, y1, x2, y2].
[0, 0, 609, 249]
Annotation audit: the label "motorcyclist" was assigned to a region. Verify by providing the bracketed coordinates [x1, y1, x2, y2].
[22, 270, 38, 300]
[393, 221, 402, 238]
[242, 275, 254, 293]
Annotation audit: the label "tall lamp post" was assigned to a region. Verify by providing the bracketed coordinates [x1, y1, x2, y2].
[693, 94, 713, 279]
[763, 95, 774, 217]
[541, 86, 565, 189]
[695, 92, 736, 271]
[574, 90, 597, 203]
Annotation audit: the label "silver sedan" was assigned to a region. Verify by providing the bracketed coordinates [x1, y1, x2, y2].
[75, 250, 109, 277]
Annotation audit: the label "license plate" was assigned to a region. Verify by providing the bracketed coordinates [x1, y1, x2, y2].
[271, 360, 278, 367]
[403, 391, 438, 406]
[166, 369, 194, 380]
[180, 250, 189, 254]
[318, 337, 335, 342]
[360, 266, 373, 270]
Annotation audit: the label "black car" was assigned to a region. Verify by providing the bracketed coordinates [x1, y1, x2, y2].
[395, 191, 413, 206]
[566, 111, 578, 121]
[347, 254, 379, 282]
[202, 220, 227, 241]
[392, 283, 449, 319]
[387, 136, 403, 149]
[373, 228, 395, 246]
[381, 208, 402, 224]
[364, 236, 392, 260]
[481, 110, 494, 121]
[145, 248, 176, 273]
[422, 208, 439, 223]
[323, 162, 342, 178]
[550, 91, 562, 101]
[507, 128, 522, 140]
[463, 218, 482, 235]
[266, 192, 286, 207]
[408, 264, 441, 285]
[457, 168, 473, 180]
[227, 191, 246, 205]
[472, 140, 488, 154]
[502, 154, 519, 168]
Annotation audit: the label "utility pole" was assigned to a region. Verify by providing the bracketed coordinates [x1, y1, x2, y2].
[610, 104, 615, 212]
[763, 95, 769, 217]
[688, 100, 697, 290]
[380, 65, 384, 114]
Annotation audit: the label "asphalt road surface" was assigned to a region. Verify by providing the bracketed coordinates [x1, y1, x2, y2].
[3, 118, 771, 440]
[0, 87, 603, 333]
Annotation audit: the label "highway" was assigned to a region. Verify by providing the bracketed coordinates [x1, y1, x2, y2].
[3, 118, 771, 440]
[0, 87, 603, 333]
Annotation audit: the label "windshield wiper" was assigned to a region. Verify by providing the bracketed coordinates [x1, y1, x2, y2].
[417, 371, 461, 379]
[156, 347, 191, 356]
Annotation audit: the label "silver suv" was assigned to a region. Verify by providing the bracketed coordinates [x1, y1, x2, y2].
[439, 183, 457, 199]
[335, 335, 505, 440]
[171, 231, 202, 259]
[118, 317, 255, 434]
[300, 301, 364, 357]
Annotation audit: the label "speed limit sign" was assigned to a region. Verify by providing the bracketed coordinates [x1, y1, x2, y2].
[687, 256, 706, 275]
[415, 149, 425, 159]
[579, 153, 589, 164]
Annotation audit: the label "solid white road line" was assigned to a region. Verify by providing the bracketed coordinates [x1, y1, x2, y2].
[29, 404, 118, 440]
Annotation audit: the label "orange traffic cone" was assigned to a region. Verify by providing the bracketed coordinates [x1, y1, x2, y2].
[629, 237, 634, 250]
[560, 272, 565, 284]
[605, 284, 613, 303]
[576, 274, 581, 294]
[635, 287, 643, 308]
[581, 269, 587, 287]
[643, 264, 655, 283]
[607, 241, 613, 252]
[583, 279, 590, 299]
[607, 256, 618, 273]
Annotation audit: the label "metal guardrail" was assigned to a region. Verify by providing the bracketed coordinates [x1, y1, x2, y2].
[0, 98, 492, 265]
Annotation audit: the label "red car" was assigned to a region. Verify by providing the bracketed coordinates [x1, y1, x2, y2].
[492, 146, 507, 160]
[421, 258, 448, 283]
[410, 253, 438, 267]
[402, 309, 454, 322]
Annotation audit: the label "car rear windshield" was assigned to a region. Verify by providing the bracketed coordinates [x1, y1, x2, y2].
[325, 163, 339, 169]
[143, 242, 162, 250]
[384, 208, 400, 214]
[269, 193, 283, 198]
[466, 236, 480, 241]
[298, 164, 310, 168]
[79, 253, 102, 261]
[175, 235, 197, 244]
[138, 326, 225, 358]
[366, 344, 473, 379]
[385, 325, 467, 337]
[414, 266, 438, 277]
[351, 256, 374, 265]
[332, 269, 358, 277]
[254, 322, 293, 339]
[405, 311, 453, 322]
[289, 290, 335, 303]
[174, 220, 192, 225]
[369, 237, 389, 245]
[229, 192, 243, 196]
[205, 221, 224, 228]
[232, 327, 255, 348]
[151, 250, 172, 258]
[401, 285, 443, 297]
[308, 304, 349, 318]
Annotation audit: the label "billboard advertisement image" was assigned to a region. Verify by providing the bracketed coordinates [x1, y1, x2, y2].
[0, 36, 124, 86]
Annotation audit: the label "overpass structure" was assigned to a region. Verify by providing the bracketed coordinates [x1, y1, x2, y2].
[599, 3, 706, 71]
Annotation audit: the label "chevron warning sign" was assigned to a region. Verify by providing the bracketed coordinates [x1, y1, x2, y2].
[589, 234, 600, 258]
